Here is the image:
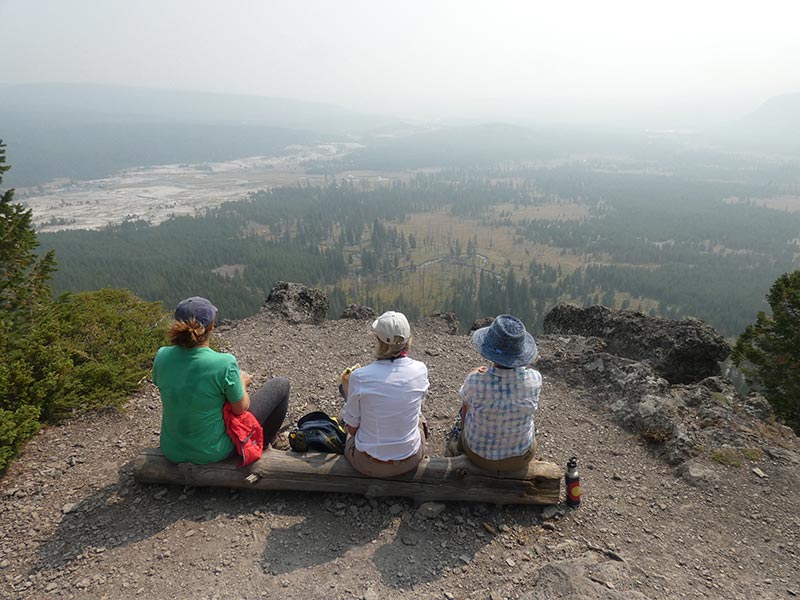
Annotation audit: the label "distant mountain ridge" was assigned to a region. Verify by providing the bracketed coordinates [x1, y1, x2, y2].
[0, 82, 411, 187]
[708, 92, 800, 152]
[0, 82, 404, 133]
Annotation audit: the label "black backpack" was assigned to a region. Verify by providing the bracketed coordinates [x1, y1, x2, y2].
[288, 411, 347, 454]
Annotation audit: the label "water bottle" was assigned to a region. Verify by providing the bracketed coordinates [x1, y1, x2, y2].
[565, 456, 581, 508]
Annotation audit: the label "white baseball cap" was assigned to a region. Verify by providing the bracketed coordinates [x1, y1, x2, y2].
[371, 311, 411, 343]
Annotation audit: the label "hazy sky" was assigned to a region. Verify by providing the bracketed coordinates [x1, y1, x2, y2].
[1, 0, 799, 124]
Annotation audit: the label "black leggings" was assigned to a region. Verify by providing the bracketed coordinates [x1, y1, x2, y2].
[248, 377, 290, 444]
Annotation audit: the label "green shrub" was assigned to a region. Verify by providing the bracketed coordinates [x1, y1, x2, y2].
[0, 289, 167, 472]
[712, 448, 744, 468]
[741, 447, 763, 461]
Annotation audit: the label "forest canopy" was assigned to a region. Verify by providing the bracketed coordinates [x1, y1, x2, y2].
[39, 165, 800, 337]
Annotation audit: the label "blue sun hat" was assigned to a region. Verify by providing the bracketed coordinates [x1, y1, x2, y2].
[472, 315, 537, 368]
[174, 296, 218, 327]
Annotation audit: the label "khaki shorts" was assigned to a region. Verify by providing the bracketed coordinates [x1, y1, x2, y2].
[461, 431, 536, 473]
[344, 424, 426, 477]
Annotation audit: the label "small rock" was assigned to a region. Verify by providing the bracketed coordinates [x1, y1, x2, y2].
[75, 578, 90, 589]
[506, 557, 516, 567]
[0, 559, 9, 568]
[542, 522, 556, 531]
[498, 524, 510, 533]
[444, 593, 455, 600]
[678, 461, 718, 487]
[542, 505, 560, 520]
[401, 533, 419, 546]
[752, 467, 767, 479]
[483, 522, 497, 535]
[459, 554, 471, 564]
[45, 582, 58, 592]
[388, 503, 404, 516]
[62, 503, 78, 514]
[416, 502, 446, 519]
[184, 530, 196, 538]
[153, 488, 168, 500]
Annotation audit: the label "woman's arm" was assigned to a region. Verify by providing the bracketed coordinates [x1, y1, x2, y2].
[230, 369, 253, 415]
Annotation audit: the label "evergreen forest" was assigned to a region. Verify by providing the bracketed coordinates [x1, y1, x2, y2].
[38, 161, 800, 338]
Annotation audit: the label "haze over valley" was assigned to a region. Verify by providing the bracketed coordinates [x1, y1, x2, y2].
[2, 1, 800, 341]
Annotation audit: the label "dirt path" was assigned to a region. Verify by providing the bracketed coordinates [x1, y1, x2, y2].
[1, 315, 798, 599]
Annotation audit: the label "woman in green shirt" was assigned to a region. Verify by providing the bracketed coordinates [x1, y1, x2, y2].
[153, 297, 289, 464]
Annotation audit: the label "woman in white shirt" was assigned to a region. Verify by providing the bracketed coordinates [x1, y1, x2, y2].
[342, 311, 429, 477]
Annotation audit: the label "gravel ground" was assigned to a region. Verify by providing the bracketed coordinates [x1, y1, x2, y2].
[1, 311, 798, 599]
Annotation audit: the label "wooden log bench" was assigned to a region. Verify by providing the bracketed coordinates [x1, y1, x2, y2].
[133, 447, 562, 505]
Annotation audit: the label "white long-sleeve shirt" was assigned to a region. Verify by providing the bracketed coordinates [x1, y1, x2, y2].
[343, 357, 429, 461]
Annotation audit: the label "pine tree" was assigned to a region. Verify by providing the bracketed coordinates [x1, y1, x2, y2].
[1, 141, 56, 471]
[733, 271, 800, 433]
[0, 140, 56, 326]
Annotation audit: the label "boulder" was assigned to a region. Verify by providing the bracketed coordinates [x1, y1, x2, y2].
[339, 304, 377, 320]
[262, 282, 328, 324]
[678, 461, 719, 488]
[743, 393, 774, 421]
[543, 304, 730, 384]
[470, 317, 495, 332]
[417, 312, 460, 335]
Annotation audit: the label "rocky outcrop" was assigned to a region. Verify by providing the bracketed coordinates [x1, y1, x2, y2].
[416, 312, 460, 335]
[339, 304, 377, 320]
[543, 304, 731, 384]
[262, 281, 328, 324]
[538, 334, 797, 465]
[470, 317, 494, 332]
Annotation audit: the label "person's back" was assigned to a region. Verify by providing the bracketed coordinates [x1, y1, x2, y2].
[446, 314, 541, 472]
[154, 345, 240, 463]
[153, 296, 291, 466]
[342, 311, 430, 477]
[460, 364, 541, 461]
[345, 356, 428, 461]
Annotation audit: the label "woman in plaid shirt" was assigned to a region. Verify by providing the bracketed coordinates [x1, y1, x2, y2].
[446, 315, 541, 472]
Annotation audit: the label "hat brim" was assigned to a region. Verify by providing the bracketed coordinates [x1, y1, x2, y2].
[471, 326, 538, 368]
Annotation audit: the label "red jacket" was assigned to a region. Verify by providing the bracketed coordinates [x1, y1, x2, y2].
[222, 403, 264, 467]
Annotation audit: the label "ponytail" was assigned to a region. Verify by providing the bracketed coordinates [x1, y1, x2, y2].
[168, 318, 212, 348]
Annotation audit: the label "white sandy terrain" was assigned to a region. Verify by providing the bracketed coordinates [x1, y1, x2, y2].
[18, 143, 376, 232]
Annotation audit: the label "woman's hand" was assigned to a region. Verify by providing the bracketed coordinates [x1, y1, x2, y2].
[240, 370, 254, 388]
[469, 366, 488, 375]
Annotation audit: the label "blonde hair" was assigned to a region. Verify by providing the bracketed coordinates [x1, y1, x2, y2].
[168, 318, 212, 349]
[374, 334, 412, 360]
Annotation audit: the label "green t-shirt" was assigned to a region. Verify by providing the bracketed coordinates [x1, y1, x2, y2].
[152, 345, 245, 464]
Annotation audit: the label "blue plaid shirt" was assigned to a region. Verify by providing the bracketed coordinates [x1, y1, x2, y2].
[460, 366, 541, 460]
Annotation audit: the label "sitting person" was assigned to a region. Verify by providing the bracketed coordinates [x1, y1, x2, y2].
[446, 314, 541, 472]
[153, 296, 290, 464]
[342, 311, 429, 477]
